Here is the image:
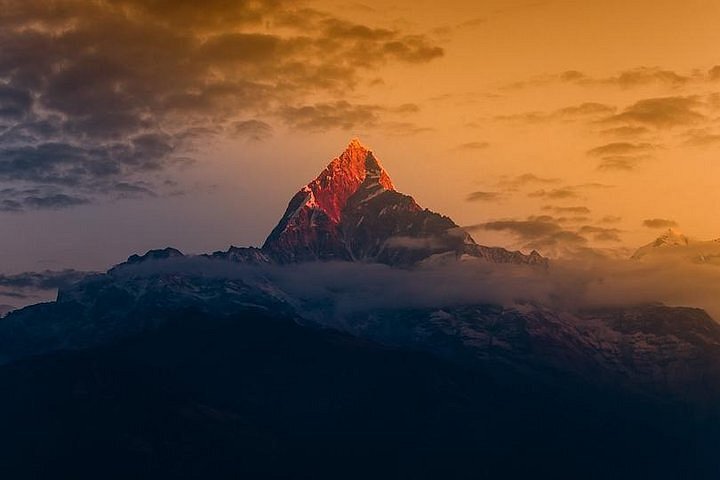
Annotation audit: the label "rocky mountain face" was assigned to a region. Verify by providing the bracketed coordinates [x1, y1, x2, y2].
[263, 139, 545, 266]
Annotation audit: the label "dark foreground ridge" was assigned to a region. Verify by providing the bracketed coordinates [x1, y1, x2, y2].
[2, 310, 718, 480]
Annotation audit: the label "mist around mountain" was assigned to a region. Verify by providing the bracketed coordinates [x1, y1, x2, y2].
[2, 140, 720, 479]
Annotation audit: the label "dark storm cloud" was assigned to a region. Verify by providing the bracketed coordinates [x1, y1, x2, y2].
[602, 96, 705, 129]
[0, 0, 442, 211]
[643, 218, 679, 229]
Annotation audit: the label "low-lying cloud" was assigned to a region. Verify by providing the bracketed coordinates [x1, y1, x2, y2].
[107, 254, 720, 322]
[0, 269, 93, 304]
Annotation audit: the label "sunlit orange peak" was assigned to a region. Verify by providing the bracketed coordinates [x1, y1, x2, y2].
[347, 137, 366, 150]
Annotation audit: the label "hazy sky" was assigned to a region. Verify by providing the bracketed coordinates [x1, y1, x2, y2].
[2, 0, 720, 277]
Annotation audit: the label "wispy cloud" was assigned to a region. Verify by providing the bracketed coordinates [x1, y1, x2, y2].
[586, 142, 657, 171]
[601, 96, 705, 129]
[466, 191, 503, 202]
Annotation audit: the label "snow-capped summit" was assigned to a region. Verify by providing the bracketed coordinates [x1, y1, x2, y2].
[262, 139, 543, 266]
[632, 229, 690, 259]
[632, 229, 720, 263]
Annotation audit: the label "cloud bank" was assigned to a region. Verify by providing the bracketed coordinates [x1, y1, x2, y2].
[106, 254, 720, 322]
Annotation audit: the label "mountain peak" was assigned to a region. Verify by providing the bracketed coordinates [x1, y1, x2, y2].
[632, 228, 691, 260]
[347, 137, 366, 150]
[262, 140, 545, 267]
[287, 139, 394, 225]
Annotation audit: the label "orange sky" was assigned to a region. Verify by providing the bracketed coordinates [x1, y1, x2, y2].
[211, 0, 720, 256]
[1, 0, 720, 273]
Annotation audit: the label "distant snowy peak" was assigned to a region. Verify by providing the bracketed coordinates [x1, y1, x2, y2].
[632, 229, 720, 264]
